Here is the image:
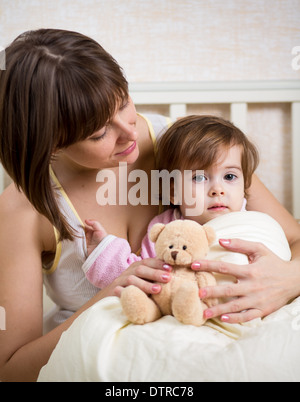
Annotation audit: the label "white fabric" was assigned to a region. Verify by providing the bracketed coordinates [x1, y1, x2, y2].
[43, 174, 99, 332]
[38, 212, 300, 382]
[204, 211, 291, 295]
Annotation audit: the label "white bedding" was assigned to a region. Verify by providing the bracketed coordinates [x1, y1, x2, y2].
[38, 212, 300, 382]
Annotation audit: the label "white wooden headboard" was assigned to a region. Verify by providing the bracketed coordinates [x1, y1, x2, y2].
[130, 80, 300, 220]
[0, 80, 299, 218]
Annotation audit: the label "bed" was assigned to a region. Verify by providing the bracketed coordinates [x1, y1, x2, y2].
[38, 210, 300, 382]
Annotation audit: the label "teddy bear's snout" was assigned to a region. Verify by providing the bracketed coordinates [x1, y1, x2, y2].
[171, 251, 178, 261]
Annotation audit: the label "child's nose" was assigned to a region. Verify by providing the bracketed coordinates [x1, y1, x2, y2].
[209, 184, 225, 197]
[211, 189, 224, 196]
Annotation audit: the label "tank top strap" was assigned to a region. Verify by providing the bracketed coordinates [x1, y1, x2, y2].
[49, 166, 84, 227]
[43, 167, 86, 275]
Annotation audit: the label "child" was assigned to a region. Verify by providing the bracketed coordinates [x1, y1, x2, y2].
[82, 115, 260, 288]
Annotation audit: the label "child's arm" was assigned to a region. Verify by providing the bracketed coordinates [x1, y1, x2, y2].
[83, 211, 172, 289]
[83, 219, 154, 289]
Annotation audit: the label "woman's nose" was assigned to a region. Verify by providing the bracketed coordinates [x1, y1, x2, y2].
[115, 119, 138, 142]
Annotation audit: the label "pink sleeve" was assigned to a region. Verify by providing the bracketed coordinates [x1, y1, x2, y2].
[140, 208, 176, 259]
[82, 209, 176, 289]
[83, 235, 142, 288]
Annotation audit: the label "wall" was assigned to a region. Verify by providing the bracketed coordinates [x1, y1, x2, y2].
[1, 0, 299, 82]
[0, 0, 299, 211]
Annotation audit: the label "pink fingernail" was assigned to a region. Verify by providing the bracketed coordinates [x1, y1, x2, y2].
[221, 315, 230, 322]
[163, 264, 172, 272]
[152, 285, 160, 293]
[204, 310, 213, 319]
[162, 274, 170, 282]
[219, 239, 231, 246]
[199, 289, 207, 299]
[192, 262, 201, 270]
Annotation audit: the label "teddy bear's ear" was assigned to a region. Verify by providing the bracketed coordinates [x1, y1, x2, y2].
[204, 226, 216, 246]
[149, 223, 166, 243]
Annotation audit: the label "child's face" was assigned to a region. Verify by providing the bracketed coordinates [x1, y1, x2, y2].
[178, 145, 245, 224]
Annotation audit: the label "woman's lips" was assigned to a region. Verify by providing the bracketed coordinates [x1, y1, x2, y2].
[115, 141, 137, 156]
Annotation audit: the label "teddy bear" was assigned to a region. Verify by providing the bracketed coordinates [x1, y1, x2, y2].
[120, 219, 218, 327]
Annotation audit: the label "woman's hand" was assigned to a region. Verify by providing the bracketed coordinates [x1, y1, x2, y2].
[113, 258, 172, 297]
[192, 238, 300, 323]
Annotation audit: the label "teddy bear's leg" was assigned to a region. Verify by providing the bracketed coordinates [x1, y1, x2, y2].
[121, 285, 162, 325]
[172, 282, 207, 327]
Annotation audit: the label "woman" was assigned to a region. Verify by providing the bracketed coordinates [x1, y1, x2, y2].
[0, 29, 299, 382]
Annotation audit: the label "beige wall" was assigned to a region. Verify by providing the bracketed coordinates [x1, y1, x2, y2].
[1, 0, 299, 82]
[0, 0, 299, 211]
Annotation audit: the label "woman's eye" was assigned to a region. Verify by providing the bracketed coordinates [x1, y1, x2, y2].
[90, 129, 107, 141]
[119, 99, 129, 111]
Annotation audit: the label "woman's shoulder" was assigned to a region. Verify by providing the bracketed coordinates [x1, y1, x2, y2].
[0, 183, 36, 217]
[0, 184, 55, 250]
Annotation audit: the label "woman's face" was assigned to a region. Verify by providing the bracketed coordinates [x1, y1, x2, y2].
[59, 96, 139, 170]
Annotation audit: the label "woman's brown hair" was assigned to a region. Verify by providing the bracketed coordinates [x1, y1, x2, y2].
[156, 115, 259, 196]
[0, 29, 128, 241]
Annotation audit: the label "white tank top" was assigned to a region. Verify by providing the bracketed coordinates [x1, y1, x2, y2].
[43, 114, 171, 332]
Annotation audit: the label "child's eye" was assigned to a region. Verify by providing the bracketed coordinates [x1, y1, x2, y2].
[224, 173, 237, 181]
[193, 174, 206, 183]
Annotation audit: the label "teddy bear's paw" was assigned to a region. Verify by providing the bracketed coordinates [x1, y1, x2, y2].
[205, 297, 219, 308]
[121, 285, 162, 325]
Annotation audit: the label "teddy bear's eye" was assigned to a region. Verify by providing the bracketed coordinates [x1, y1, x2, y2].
[182, 245, 187, 250]
[169, 245, 174, 249]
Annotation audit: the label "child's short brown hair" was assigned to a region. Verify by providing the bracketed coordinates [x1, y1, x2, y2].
[156, 115, 259, 194]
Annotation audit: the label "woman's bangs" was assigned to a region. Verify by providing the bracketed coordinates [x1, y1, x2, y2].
[59, 75, 128, 147]
[78, 85, 127, 140]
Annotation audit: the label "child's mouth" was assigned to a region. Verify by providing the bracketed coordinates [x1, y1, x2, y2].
[208, 204, 228, 211]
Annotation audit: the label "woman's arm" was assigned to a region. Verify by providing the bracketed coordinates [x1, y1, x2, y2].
[0, 188, 51, 381]
[193, 175, 300, 323]
[247, 175, 300, 259]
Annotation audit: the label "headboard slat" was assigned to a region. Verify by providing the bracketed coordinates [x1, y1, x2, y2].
[292, 102, 300, 220]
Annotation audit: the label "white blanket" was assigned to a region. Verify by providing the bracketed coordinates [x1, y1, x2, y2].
[38, 212, 300, 382]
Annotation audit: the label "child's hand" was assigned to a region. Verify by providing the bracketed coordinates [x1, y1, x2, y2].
[85, 219, 108, 256]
